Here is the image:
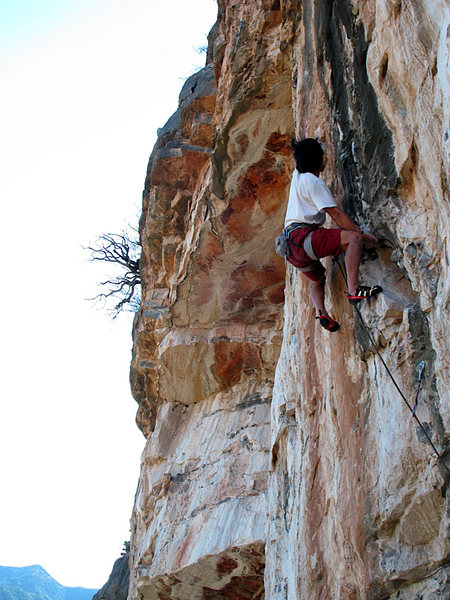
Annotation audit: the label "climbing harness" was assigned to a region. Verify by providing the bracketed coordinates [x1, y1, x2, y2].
[275, 229, 289, 257]
[275, 222, 322, 272]
[303, 230, 318, 261]
[335, 257, 450, 475]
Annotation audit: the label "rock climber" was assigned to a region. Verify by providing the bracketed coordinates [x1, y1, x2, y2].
[284, 137, 382, 332]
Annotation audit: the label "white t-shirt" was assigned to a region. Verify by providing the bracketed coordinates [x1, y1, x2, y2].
[284, 170, 337, 227]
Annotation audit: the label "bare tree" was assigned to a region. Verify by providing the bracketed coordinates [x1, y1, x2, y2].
[86, 229, 141, 317]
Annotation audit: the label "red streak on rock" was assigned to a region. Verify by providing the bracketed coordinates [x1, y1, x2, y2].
[216, 555, 239, 575]
[213, 342, 245, 388]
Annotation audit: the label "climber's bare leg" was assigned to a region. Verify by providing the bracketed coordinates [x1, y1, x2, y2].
[340, 230, 363, 296]
[310, 275, 327, 316]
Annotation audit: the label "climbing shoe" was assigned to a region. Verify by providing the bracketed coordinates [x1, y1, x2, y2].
[347, 285, 382, 305]
[316, 311, 340, 332]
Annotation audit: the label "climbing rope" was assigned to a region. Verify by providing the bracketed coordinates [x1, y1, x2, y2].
[334, 257, 450, 475]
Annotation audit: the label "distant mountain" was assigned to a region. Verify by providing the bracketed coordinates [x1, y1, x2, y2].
[0, 565, 97, 600]
[0, 585, 39, 600]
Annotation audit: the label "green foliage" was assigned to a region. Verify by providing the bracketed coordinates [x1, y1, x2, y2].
[120, 541, 130, 557]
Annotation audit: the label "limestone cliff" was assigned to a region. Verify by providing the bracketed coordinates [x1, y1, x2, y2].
[93, 550, 130, 600]
[127, 1, 449, 598]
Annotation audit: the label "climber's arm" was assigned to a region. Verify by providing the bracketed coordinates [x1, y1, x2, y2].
[324, 206, 360, 232]
[324, 206, 379, 247]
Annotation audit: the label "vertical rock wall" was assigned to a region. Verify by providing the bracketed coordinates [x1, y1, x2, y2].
[267, 1, 450, 599]
[129, 1, 294, 597]
[127, 1, 449, 599]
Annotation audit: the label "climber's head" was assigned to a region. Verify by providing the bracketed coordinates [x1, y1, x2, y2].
[291, 138, 324, 174]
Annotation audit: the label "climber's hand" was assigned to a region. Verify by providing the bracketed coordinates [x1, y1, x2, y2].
[362, 233, 379, 247]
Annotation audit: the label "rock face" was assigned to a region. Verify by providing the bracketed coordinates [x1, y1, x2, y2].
[93, 550, 129, 600]
[127, 1, 449, 599]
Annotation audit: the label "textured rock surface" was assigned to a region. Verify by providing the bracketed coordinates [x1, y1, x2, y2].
[267, 1, 450, 599]
[127, 1, 449, 599]
[128, 2, 293, 597]
[93, 551, 130, 600]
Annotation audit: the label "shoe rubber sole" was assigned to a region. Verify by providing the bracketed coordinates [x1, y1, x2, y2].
[318, 315, 340, 332]
[348, 285, 382, 305]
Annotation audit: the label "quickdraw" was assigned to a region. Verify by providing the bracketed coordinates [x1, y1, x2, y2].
[412, 360, 425, 414]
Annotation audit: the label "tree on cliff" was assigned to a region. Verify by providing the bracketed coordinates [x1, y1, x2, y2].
[86, 228, 141, 318]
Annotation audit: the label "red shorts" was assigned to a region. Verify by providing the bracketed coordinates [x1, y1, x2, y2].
[287, 227, 342, 282]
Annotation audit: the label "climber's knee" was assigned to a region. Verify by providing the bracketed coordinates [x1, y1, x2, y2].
[341, 230, 362, 251]
[311, 274, 326, 288]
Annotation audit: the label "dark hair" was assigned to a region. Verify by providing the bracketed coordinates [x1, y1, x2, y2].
[291, 138, 324, 173]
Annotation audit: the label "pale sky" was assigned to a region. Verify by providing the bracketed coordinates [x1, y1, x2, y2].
[0, 0, 217, 590]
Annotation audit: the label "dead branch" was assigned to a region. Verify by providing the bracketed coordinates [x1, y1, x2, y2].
[85, 229, 141, 317]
